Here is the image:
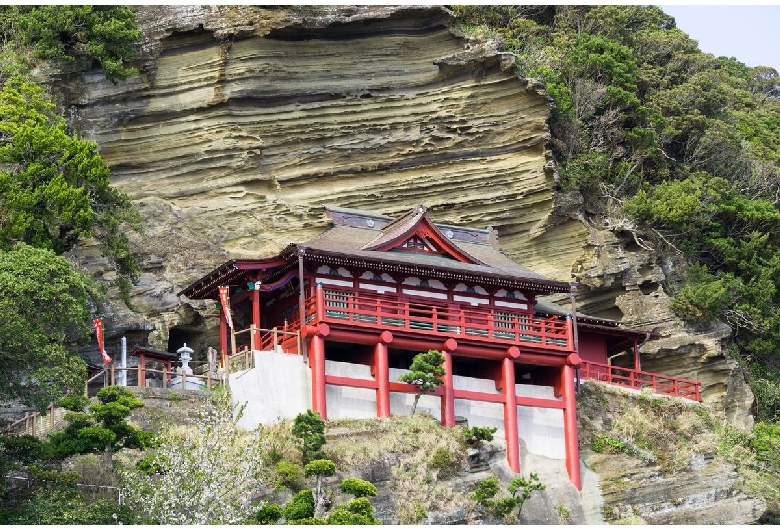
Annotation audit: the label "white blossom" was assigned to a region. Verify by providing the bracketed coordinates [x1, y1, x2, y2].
[121, 393, 264, 524]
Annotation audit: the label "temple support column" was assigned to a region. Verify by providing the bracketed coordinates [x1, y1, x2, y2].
[310, 335, 327, 419]
[375, 337, 391, 418]
[562, 363, 582, 490]
[503, 356, 520, 473]
[441, 349, 455, 427]
[303, 323, 330, 421]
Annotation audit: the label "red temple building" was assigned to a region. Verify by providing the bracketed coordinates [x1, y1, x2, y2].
[179, 204, 701, 489]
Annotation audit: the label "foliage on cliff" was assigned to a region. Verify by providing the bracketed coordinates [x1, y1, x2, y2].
[578, 381, 778, 522]
[454, 5, 780, 422]
[0, 244, 91, 410]
[0, 76, 141, 280]
[0, 6, 142, 408]
[0, 6, 139, 82]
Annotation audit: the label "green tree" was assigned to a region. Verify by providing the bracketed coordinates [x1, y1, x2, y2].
[473, 473, 545, 520]
[49, 386, 150, 459]
[399, 350, 446, 415]
[0, 243, 92, 411]
[292, 410, 326, 464]
[0, 76, 141, 280]
[464, 426, 498, 446]
[0, 5, 139, 83]
[304, 458, 336, 518]
[339, 477, 378, 498]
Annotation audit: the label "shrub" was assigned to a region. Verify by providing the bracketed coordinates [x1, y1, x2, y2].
[474, 477, 500, 504]
[275, 461, 305, 491]
[292, 410, 326, 464]
[59, 394, 89, 412]
[283, 488, 314, 522]
[244, 503, 283, 525]
[339, 477, 378, 498]
[464, 426, 498, 446]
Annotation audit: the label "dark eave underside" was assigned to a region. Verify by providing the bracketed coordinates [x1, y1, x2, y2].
[297, 248, 571, 295]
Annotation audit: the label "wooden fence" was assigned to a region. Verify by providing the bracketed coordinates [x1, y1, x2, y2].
[2, 403, 67, 437]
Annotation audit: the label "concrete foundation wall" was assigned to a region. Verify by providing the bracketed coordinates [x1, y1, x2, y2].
[231, 350, 311, 430]
[231, 354, 566, 460]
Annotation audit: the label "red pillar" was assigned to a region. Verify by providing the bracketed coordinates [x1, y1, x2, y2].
[310, 334, 327, 420]
[441, 350, 455, 427]
[562, 364, 582, 490]
[503, 356, 520, 473]
[139, 354, 146, 387]
[375, 340, 390, 418]
[316, 283, 325, 322]
[252, 288, 261, 349]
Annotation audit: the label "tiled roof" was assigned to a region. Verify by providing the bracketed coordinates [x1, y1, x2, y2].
[295, 205, 570, 292]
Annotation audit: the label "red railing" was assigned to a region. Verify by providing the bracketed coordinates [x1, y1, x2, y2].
[301, 288, 573, 351]
[580, 361, 701, 402]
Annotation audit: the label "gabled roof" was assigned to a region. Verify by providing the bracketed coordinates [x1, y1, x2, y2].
[180, 204, 573, 299]
[292, 205, 571, 293]
[360, 204, 483, 264]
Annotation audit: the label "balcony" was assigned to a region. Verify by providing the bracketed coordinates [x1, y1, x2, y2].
[297, 288, 574, 351]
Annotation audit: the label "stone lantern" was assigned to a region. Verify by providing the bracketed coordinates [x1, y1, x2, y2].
[172, 343, 202, 389]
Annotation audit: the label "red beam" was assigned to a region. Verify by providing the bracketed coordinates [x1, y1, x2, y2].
[324, 375, 378, 389]
[388, 381, 444, 396]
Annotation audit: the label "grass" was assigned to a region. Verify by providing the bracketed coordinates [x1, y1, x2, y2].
[578, 380, 780, 518]
[324, 413, 477, 523]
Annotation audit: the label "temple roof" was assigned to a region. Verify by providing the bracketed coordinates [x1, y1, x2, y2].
[179, 204, 572, 299]
[290, 204, 570, 293]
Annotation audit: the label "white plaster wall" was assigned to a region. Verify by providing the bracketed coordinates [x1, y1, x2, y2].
[230, 350, 311, 430]
[453, 374, 505, 434]
[389, 367, 442, 420]
[517, 384, 565, 459]
[324, 360, 377, 420]
[229, 354, 566, 460]
[450, 376, 565, 459]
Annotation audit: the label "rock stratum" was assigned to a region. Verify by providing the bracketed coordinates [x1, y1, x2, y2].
[48, 5, 761, 523]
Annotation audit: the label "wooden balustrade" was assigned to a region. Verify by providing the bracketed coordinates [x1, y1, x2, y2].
[1, 402, 64, 437]
[306, 288, 573, 350]
[580, 360, 701, 401]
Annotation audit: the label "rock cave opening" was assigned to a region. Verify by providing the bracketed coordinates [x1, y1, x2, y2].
[167, 327, 208, 361]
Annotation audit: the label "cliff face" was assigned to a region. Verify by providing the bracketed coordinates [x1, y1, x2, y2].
[56, 0, 752, 469]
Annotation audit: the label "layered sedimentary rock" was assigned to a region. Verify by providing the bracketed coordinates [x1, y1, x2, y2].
[57, 5, 751, 425]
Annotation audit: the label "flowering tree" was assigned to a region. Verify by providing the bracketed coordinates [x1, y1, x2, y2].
[121, 392, 265, 524]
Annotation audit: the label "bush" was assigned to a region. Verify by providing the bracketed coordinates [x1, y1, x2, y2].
[292, 410, 326, 464]
[464, 426, 497, 445]
[244, 503, 283, 525]
[59, 394, 89, 412]
[474, 477, 500, 504]
[275, 460, 305, 491]
[339, 477, 377, 498]
[283, 489, 314, 522]
[304, 458, 336, 479]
